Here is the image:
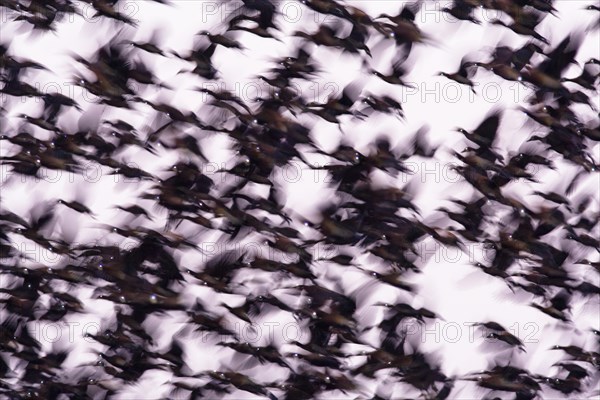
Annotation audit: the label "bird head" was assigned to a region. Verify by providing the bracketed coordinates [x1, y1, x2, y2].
[302, 219, 316, 228]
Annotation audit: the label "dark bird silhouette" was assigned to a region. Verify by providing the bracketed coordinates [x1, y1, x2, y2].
[438, 56, 478, 93]
[521, 33, 584, 93]
[197, 31, 245, 49]
[56, 199, 94, 215]
[357, 93, 404, 119]
[442, 0, 481, 24]
[172, 43, 218, 79]
[304, 79, 365, 123]
[456, 109, 502, 148]
[369, 57, 415, 87]
[490, 10, 549, 44]
[530, 291, 572, 322]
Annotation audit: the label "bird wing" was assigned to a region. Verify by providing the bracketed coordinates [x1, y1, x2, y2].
[473, 110, 502, 144]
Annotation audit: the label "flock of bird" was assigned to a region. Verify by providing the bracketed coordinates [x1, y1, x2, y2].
[0, 0, 599, 399]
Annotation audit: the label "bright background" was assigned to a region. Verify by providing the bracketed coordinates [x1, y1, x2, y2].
[1, 1, 599, 399]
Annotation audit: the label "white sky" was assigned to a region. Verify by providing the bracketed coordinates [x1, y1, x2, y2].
[1, 1, 599, 399]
